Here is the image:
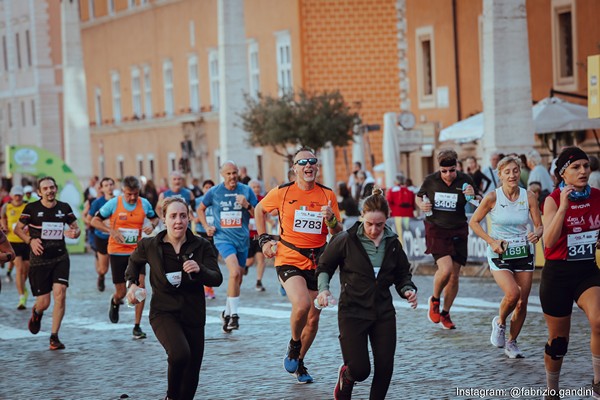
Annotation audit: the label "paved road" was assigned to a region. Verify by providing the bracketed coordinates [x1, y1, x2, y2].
[0, 254, 595, 400]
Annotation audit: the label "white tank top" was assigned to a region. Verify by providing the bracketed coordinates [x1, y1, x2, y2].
[487, 187, 530, 259]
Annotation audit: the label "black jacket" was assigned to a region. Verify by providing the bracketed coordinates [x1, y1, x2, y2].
[125, 229, 222, 327]
[316, 222, 416, 321]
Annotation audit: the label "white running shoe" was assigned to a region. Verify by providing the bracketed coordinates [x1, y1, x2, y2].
[504, 340, 525, 358]
[490, 316, 506, 348]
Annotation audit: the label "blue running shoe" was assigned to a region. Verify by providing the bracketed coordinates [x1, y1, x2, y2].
[283, 340, 301, 373]
[294, 360, 313, 384]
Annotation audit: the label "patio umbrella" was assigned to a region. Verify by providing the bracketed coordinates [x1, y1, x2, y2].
[439, 96, 600, 142]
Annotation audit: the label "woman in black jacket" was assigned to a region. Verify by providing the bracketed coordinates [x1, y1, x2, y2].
[316, 187, 418, 400]
[125, 197, 222, 400]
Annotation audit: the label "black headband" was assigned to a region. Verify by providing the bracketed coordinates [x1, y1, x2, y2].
[555, 147, 588, 180]
[439, 159, 457, 167]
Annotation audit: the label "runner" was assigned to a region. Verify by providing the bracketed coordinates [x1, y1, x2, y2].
[1, 186, 31, 309]
[317, 187, 417, 400]
[194, 179, 217, 299]
[125, 197, 222, 400]
[197, 161, 257, 333]
[245, 179, 266, 292]
[0, 229, 15, 294]
[155, 170, 195, 219]
[538, 147, 600, 400]
[255, 147, 342, 383]
[469, 155, 543, 358]
[91, 176, 159, 339]
[86, 177, 115, 292]
[416, 148, 475, 330]
[14, 177, 80, 350]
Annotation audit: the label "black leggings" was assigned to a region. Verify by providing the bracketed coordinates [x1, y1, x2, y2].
[338, 316, 397, 400]
[151, 313, 205, 400]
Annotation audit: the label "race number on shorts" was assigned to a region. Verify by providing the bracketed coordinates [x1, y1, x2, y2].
[293, 210, 323, 234]
[501, 236, 528, 260]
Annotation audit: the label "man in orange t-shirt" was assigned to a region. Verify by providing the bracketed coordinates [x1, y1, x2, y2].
[255, 148, 342, 384]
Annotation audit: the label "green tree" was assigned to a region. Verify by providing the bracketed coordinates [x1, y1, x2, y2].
[240, 89, 359, 158]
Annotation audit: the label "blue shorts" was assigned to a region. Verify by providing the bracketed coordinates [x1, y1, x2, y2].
[215, 242, 248, 268]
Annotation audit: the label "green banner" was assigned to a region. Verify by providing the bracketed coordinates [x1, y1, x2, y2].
[5, 145, 86, 254]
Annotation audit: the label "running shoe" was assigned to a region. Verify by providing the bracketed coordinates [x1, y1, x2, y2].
[255, 280, 265, 292]
[109, 297, 120, 323]
[28, 308, 42, 334]
[333, 364, 354, 399]
[49, 336, 65, 350]
[220, 311, 232, 333]
[490, 316, 506, 348]
[294, 360, 313, 384]
[17, 296, 26, 310]
[427, 296, 441, 324]
[4, 271, 12, 283]
[439, 313, 456, 330]
[132, 326, 147, 340]
[227, 314, 239, 330]
[592, 379, 600, 399]
[504, 340, 524, 359]
[204, 286, 215, 299]
[97, 275, 105, 292]
[283, 340, 302, 373]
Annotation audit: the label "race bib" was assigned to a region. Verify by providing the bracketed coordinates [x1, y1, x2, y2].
[249, 218, 257, 231]
[165, 271, 182, 287]
[119, 228, 139, 245]
[433, 192, 458, 212]
[41, 222, 64, 240]
[220, 211, 242, 229]
[206, 216, 215, 226]
[293, 210, 323, 234]
[501, 237, 528, 260]
[567, 230, 598, 261]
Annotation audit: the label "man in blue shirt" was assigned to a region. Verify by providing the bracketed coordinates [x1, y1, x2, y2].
[197, 161, 258, 333]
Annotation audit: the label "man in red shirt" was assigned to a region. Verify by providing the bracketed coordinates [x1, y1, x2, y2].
[386, 175, 416, 218]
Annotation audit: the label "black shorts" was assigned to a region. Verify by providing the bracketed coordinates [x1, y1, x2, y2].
[276, 265, 317, 291]
[489, 254, 535, 272]
[424, 222, 468, 266]
[94, 236, 109, 255]
[11, 242, 30, 261]
[28, 253, 70, 296]
[540, 259, 600, 317]
[247, 238, 262, 259]
[109, 254, 144, 284]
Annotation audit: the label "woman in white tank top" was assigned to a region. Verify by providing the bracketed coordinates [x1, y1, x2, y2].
[469, 155, 543, 359]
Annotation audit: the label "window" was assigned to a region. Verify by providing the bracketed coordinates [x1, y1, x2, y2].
[163, 60, 174, 116]
[25, 30, 31, 67]
[2, 36, 7, 72]
[111, 71, 122, 123]
[31, 99, 36, 126]
[7, 102, 12, 128]
[129, 0, 136, 8]
[189, 21, 195, 48]
[552, 0, 577, 89]
[94, 87, 102, 125]
[208, 50, 219, 110]
[275, 31, 292, 95]
[117, 156, 124, 180]
[137, 155, 144, 176]
[109, 0, 115, 15]
[168, 152, 177, 173]
[20, 101, 26, 127]
[147, 155, 155, 181]
[188, 55, 200, 112]
[99, 156, 105, 179]
[143, 65, 152, 118]
[15, 33, 21, 69]
[88, 0, 95, 20]
[248, 41, 260, 98]
[131, 67, 142, 117]
[416, 26, 436, 109]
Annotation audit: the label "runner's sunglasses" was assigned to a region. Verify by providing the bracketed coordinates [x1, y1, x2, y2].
[294, 158, 318, 166]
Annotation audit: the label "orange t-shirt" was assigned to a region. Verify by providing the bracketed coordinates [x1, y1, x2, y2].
[259, 182, 341, 270]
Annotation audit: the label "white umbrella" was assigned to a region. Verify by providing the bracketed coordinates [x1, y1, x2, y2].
[439, 96, 600, 142]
